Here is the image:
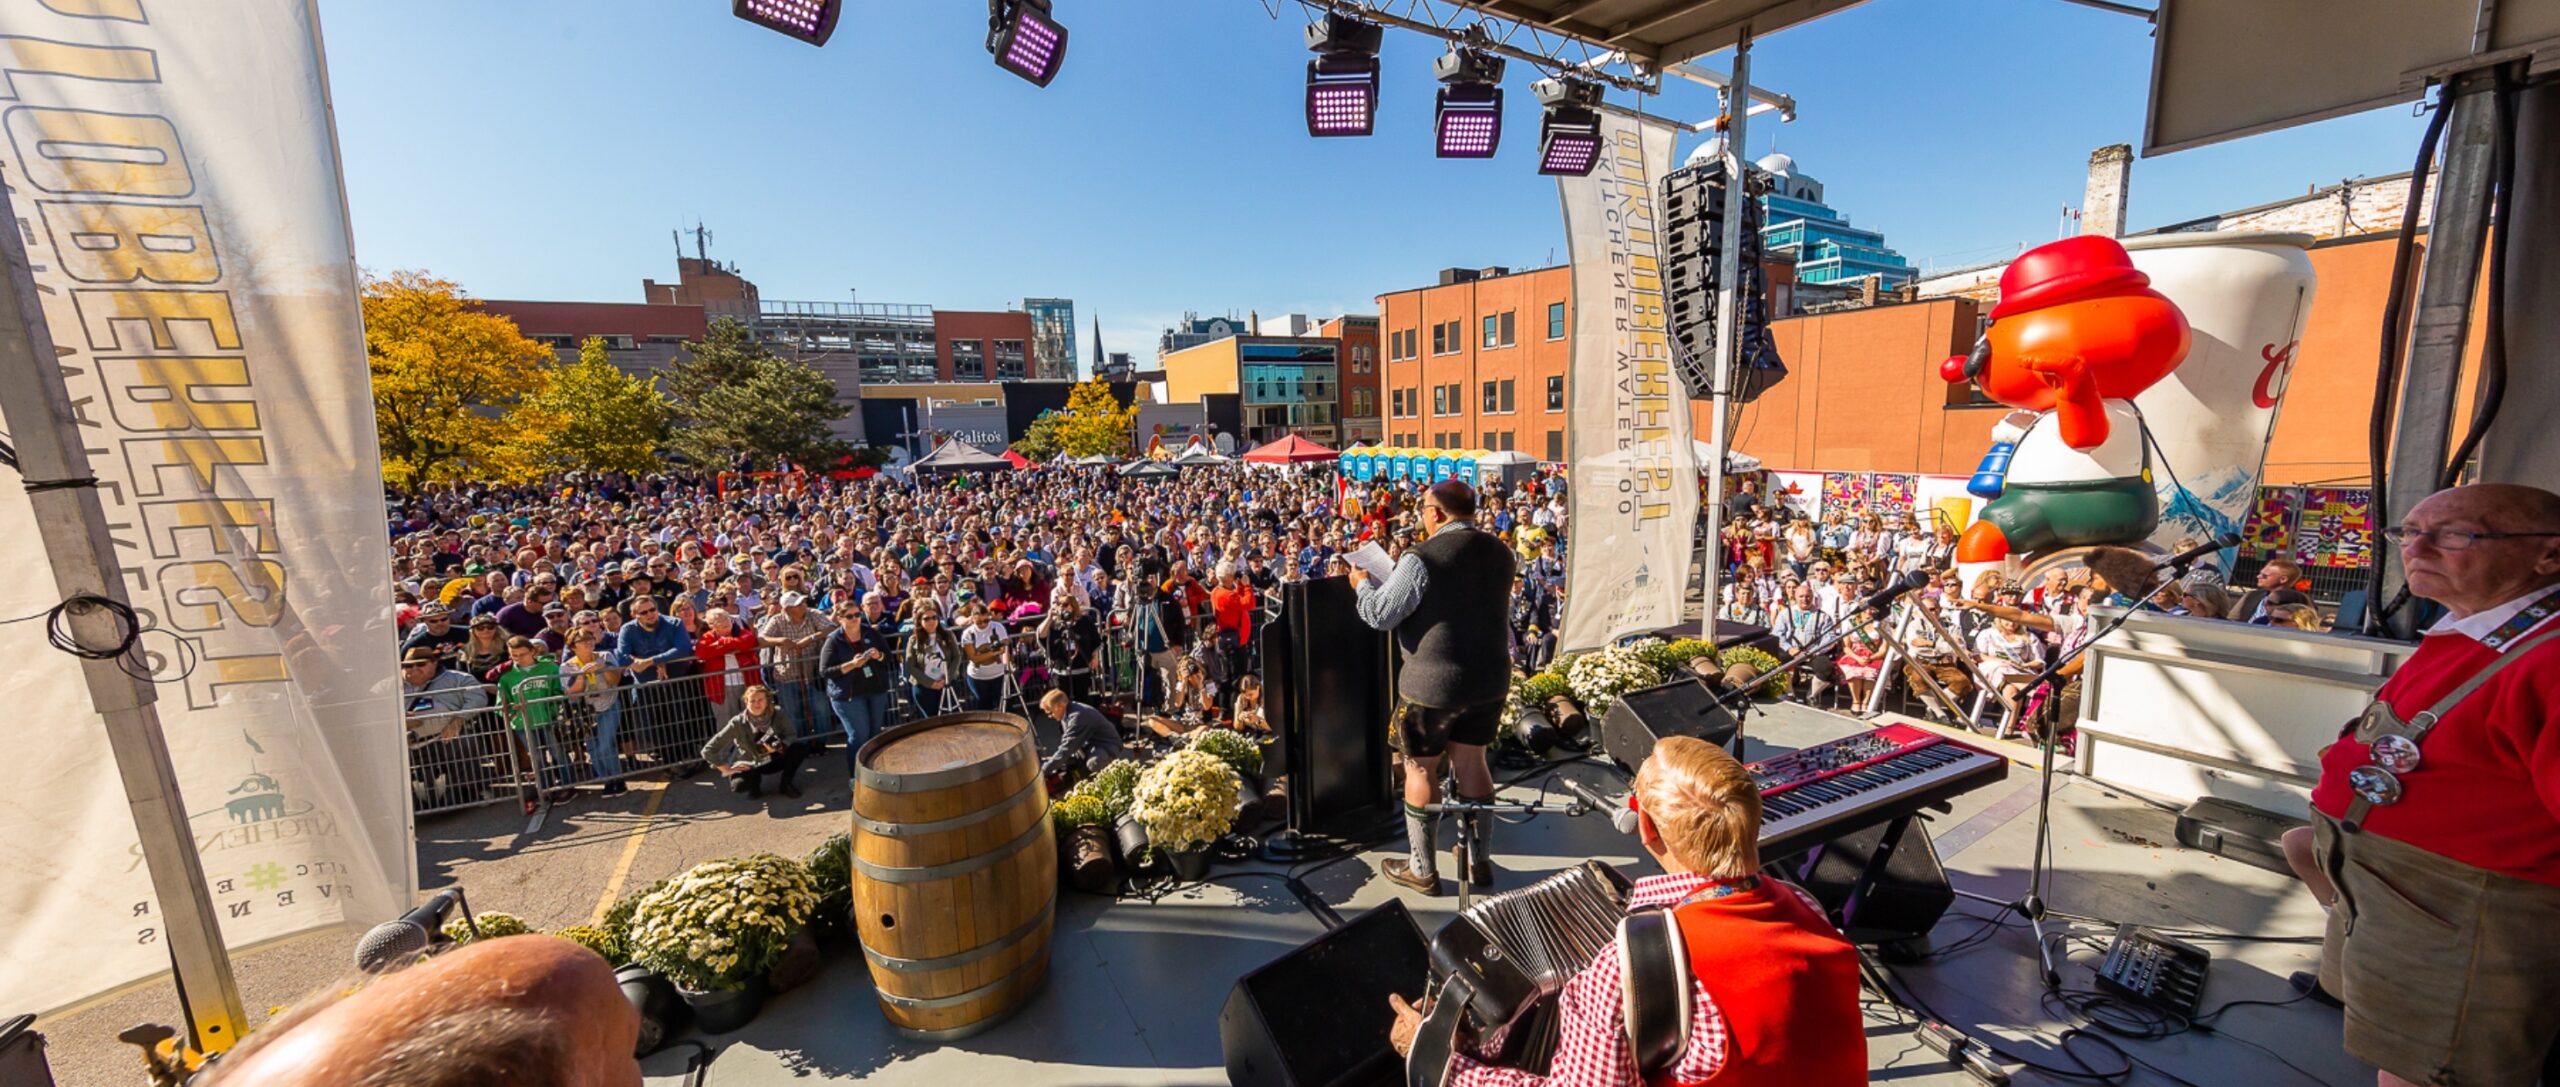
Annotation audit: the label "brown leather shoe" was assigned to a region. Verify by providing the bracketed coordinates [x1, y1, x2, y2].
[1383, 857, 1443, 896]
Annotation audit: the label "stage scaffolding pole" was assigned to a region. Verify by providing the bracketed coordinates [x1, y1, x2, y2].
[0, 182, 247, 1050]
[1698, 26, 1752, 641]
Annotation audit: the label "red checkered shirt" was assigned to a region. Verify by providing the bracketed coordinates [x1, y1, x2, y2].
[1447, 872, 1812, 1087]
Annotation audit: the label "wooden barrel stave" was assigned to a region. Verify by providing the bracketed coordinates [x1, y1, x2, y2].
[851, 712, 1057, 1041]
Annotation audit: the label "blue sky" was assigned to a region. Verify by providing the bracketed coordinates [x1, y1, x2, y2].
[318, 0, 2426, 372]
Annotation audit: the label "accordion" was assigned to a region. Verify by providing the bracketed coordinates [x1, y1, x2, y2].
[1405, 861, 1633, 1087]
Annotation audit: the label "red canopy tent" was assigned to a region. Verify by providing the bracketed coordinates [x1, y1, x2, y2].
[1001, 449, 1033, 469]
[1240, 433, 1338, 465]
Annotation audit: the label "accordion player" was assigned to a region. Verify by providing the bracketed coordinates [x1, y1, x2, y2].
[1391, 737, 1869, 1087]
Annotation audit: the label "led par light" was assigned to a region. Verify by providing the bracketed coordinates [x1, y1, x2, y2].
[989, 0, 1068, 87]
[1432, 47, 1505, 158]
[1534, 76, 1606, 176]
[1305, 12, 1384, 137]
[733, 0, 839, 46]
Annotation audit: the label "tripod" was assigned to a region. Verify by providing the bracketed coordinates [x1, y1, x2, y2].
[1947, 583, 2173, 990]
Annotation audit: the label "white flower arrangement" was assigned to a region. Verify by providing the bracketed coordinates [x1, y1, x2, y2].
[1566, 639, 1673, 716]
[1132, 748, 1241, 854]
[625, 853, 821, 993]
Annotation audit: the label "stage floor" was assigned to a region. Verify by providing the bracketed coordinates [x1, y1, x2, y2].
[640, 702, 2361, 1086]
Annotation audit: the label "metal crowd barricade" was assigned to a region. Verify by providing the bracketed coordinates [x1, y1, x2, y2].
[405, 688, 520, 816]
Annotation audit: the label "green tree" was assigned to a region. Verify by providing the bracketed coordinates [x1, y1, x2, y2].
[514, 337, 670, 475]
[669, 355, 850, 468]
[1011, 410, 1064, 462]
[1052, 380, 1137, 458]
[364, 271, 555, 488]
[663, 318, 771, 424]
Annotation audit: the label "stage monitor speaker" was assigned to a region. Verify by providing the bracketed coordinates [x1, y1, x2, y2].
[1271, 577, 1393, 836]
[0, 1015, 53, 1087]
[1221, 900, 1428, 1087]
[1786, 818, 1954, 949]
[1599, 679, 1738, 772]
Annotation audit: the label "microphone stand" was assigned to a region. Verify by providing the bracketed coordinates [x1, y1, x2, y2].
[1421, 795, 1574, 910]
[1950, 575, 2178, 990]
[1702, 605, 1893, 756]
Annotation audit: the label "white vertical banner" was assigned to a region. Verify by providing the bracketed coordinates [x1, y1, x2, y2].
[1558, 115, 1697, 652]
[0, 0, 408, 1015]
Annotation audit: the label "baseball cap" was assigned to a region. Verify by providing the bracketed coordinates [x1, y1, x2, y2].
[780, 591, 807, 607]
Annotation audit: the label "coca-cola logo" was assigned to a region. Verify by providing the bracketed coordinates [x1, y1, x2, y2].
[2252, 341, 2299, 409]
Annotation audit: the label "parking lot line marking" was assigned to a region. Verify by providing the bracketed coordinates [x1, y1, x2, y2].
[590, 780, 670, 927]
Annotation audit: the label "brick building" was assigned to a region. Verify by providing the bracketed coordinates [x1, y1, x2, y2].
[475, 299, 708, 380]
[1379, 266, 1574, 460]
[933, 310, 1037, 382]
[1321, 314, 1381, 444]
[1161, 334, 1342, 446]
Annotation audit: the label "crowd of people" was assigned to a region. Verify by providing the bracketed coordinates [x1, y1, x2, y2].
[389, 462, 1575, 814]
[1713, 478, 2326, 735]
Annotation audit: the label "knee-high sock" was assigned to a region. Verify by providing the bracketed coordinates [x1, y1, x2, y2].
[1403, 801, 1438, 876]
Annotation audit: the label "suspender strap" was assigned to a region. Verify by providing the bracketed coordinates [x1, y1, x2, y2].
[2417, 622, 2560, 725]
[1619, 909, 1692, 1079]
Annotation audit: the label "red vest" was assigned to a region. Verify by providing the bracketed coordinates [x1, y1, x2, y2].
[1665, 884, 1867, 1087]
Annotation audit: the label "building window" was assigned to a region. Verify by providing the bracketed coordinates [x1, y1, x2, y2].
[1546, 375, 1565, 411]
[1546, 431, 1564, 461]
[1433, 320, 1464, 355]
[1483, 311, 1515, 349]
[1431, 323, 1447, 355]
[1433, 385, 1447, 415]
[1482, 380, 1498, 414]
[994, 339, 1027, 380]
[1500, 379, 1515, 413]
[1548, 302, 1566, 340]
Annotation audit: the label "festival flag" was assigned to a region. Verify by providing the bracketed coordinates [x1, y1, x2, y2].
[1556, 114, 1696, 651]
[0, 1, 410, 1016]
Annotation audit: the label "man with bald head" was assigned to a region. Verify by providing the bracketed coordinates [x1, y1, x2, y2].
[201, 935, 640, 1086]
[2307, 483, 2560, 1087]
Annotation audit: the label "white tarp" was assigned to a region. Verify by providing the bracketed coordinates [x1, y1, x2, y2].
[1558, 115, 1697, 651]
[0, 0, 408, 1015]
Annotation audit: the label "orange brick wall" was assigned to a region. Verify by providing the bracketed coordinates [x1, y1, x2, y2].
[1379, 268, 1573, 460]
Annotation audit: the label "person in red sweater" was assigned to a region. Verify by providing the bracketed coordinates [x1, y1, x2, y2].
[1389, 736, 1864, 1086]
[2307, 483, 2560, 1087]
[693, 608, 763, 729]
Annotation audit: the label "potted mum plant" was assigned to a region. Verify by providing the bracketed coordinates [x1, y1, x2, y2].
[625, 853, 821, 1032]
[1050, 793, 1118, 894]
[1067, 760, 1148, 865]
[1132, 748, 1240, 880]
[600, 878, 685, 1056]
[802, 833, 854, 948]
[1567, 641, 1673, 716]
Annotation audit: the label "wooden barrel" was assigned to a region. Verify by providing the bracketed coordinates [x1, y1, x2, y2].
[851, 712, 1057, 1041]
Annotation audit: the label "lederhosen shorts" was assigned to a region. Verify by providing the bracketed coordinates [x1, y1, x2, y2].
[1389, 699, 1502, 759]
[2315, 613, 2560, 1085]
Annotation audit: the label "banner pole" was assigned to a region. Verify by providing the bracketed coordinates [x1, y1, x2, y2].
[0, 182, 248, 1050]
[1700, 26, 1753, 641]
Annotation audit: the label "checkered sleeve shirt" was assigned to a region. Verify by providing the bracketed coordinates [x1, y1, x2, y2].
[1444, 873, 1730, 1087]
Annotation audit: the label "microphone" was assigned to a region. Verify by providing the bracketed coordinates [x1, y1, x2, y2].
[353, 889, 466, 974]
[1560, 778, 1640, 835]
[2158, 533, 2242, 572]
[1852, 570, 1931, 615]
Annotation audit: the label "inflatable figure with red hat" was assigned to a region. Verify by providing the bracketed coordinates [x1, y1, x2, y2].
[1942, 235, 2191, 563]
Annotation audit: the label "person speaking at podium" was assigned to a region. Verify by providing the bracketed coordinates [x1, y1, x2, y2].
[2309, 483, 2560, 1087]
[1388, 737, 1865, 1085]
[1351, 480, 1516, 895]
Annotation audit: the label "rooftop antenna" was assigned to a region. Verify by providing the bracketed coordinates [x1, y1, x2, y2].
[671, 228, 683, 262]
[683, 220, 714, 267]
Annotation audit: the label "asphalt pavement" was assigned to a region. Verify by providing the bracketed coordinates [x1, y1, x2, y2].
[38, 752, 860, 1087]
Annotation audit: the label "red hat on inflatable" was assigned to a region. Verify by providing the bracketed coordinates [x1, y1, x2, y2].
[1990, 235, 2153, 322]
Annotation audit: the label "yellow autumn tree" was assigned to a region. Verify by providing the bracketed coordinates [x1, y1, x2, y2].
[365, 271, 555, 488]
[1052, 380, 1138, 458]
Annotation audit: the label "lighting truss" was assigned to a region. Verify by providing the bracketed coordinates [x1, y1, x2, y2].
[733, 0, 839, 46]
[989, 0, 1068, 87]
[1432, 43, 1505, 158]
[1534, 75, 1605, 176]
[1305, 11, 1384, 137]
